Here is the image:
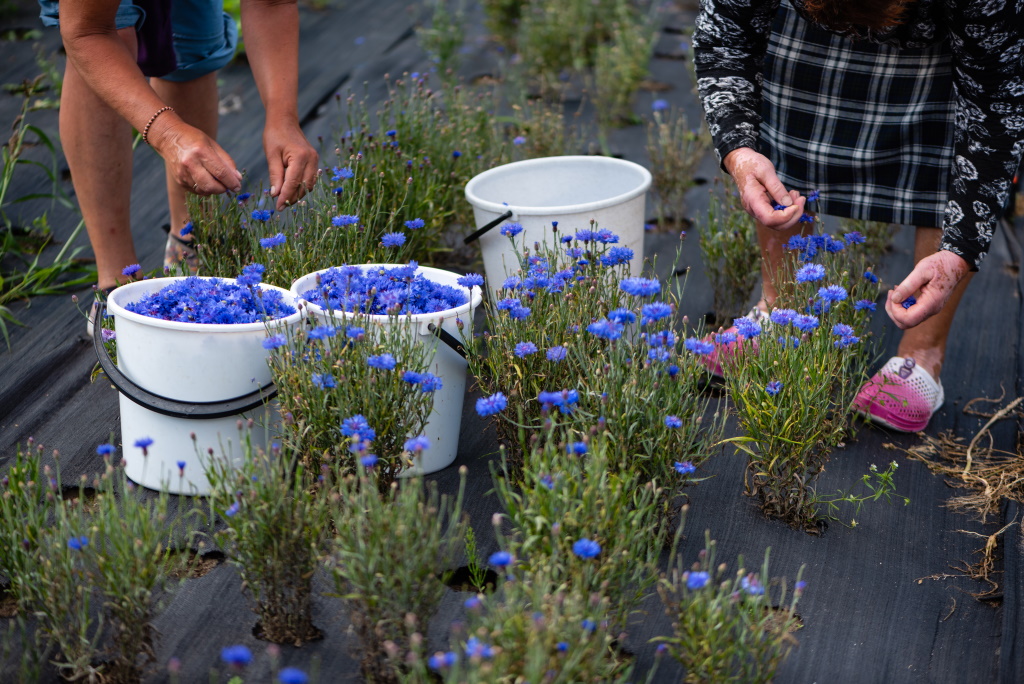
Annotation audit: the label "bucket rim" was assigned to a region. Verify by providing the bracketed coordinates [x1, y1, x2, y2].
[464, 155, 653, 217]
[106, 277, 303, 333]
[290, 263, 483, 322]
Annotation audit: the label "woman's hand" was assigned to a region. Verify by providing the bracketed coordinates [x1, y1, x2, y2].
[151, 115, 243, 195]
[885, 250, 971, 329]
[723, 147, 806, 230]
[263, 120, 318, 210]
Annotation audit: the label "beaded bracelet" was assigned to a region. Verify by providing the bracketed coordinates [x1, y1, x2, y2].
[141, 106, 174, 146]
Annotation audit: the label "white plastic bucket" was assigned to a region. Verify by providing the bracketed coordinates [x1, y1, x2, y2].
[465, 155, 652, 295]
[290, 264, 482, 475]
[103, 278, 303, 495]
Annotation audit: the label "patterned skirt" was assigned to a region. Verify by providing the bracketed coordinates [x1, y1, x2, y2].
[761, 1, 954, 228]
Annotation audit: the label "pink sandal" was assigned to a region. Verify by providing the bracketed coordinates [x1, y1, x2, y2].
[698, 306, 768, 378]
[852, 356, 944, 432]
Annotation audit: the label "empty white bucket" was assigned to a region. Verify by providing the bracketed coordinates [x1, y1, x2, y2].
[290, 264, 481, 475]
[464, 155, 652, 295]
[102, 278, 303, 495]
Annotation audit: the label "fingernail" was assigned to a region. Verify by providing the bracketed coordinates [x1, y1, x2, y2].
[781, 196, 793, 207]
[270, 185, 278, 196]
[235, 169, 243, 179]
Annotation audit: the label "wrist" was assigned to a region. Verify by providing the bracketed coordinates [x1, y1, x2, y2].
[145, 110, 185, 154]
[722, 147, 755, 176]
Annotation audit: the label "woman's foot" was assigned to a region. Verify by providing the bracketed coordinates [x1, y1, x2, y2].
[852, 356, 944, 432]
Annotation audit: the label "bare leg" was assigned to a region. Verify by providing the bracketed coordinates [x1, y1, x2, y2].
[150, 72, 219, 241]
[756, 219, 810, 310]
[60, 28, 139, 291]
[895, 227, 973, 380]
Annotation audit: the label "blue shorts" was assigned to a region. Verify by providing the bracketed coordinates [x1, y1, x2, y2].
[38, 0, 237, 82]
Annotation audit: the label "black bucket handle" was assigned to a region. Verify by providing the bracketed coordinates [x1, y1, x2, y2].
[463, 209, 513, 245]
[427, 323, 469, 361]
[93, 302, 277, 420]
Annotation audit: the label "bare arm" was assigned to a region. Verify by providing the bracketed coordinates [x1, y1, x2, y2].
[241, 0, 319, 209]
[59, 1, 242, 194]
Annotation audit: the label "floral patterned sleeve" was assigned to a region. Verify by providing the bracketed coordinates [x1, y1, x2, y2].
[691, 0, 780, 166]
[941, 0, 1024, 270]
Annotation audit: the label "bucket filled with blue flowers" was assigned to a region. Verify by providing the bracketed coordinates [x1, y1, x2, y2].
[290, 262, 483, 474]
[100, 266, 302, 495]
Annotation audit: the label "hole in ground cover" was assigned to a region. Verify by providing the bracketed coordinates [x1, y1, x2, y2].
[441, 566, 500, 593]
[252, 619, 324, 647]
[166, 549, 225, 579]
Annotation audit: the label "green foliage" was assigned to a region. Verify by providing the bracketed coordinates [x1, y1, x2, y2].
[592, 6, 657, 129]
[328, 467, 466, 682]
[268, 314, 436, 487]
[655, 531, 803, 683]
[204, 439, 332, 644]
[837, 216, 892, 267]
[416, 0, 468, 82]
[494, 429, 668, 630]
[698, 182, 761, 324]
[646, 106, 711, 224]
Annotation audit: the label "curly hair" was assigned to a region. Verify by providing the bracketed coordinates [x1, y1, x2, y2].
[802, 0, 915, 32]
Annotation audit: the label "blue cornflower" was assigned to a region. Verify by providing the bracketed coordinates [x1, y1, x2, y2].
[902, 296, 917, 309]
[496, 297, 520, 310]
[404, 435, 430, 452]
[335, 167, 354, 180]
[180, 222, 194, 236]
[641, 301, 673, 324]
[766, 381, 783, 396]
[367, 353, 397, 370]
[67, 536, 89, 550]
[501, 277, 521, 291]
[465, 637, 495, 659]
[386, 129, 397, 137]
[102, 328, 116, 342]
[587, 318, 624, 340]
[452, 150, 462, 158]
[220, 645, 253, 667]
[793, 314, 819, 332]
[785, 235, 808, 251]
[176, 461, 186, 474]
[825, 237, 846, 253]
[122, 264, 141, 277]
[381, 232, 406, 247]
[594, 228, 618, 243]
[741, 575, 765, 595]
[360, 454, 378, 468]
[341, 415, 375, 442]
[665, 415, 683, 428]
[674, 461, 696, 475]
[608, 308, 636, 325]
[464, 596, 481, 609]
[489, 551, 512, 567]
[428, 652, 458, 671]
[687, 571, 710, 590]
[308, 325, 336, 340]
[832, 323, 855, 337]
[512, 135, 526, 145]
[346, 326, 365, 339]
[795, 263, 826, 283]
[581, 619, 597, 632]
[855, 299, 877, 312]
[715, 331, 738, 345]
[311, 373, 336, 389]
[134, 437, 153, 451]
[567, 442, 588, 455]
[818, 285, 848, 303]
[331, 214, 359, 227]
[546, 345, 568, 361]
[457, 273, 484, 288]
[419, 374, 443, 392]
[648, 347, 671, 362]
[572, 538, 601, 559]
[236, 262, 266, 287]
[536, 389, 579, 413]
[476, 393, 507, 416]
[652, 98, 669, 111]
[863, 270, 879, 284]
[735, 317, 762, 338]
[667, 364, 680, 377]
[251, 209, 273, 222]
[278, 667, 309, 684]
[262, 334, 287, 349]
[798, 213, 815, 223]
[806, 189, 820, 202]
[844, 231, 865, 244]
[402, 370, 423, 384]
[514, 341, 538, 357]
[225, 502, 239, 517]
[620, 277, 661, 297]
[540, 474, 555, 489]
[509, 305, 531, 320]
[600, 246, 634, 267]
[778, 335, 801, 349]
[645, 330, 677, 348]
[835, 334, 860, 348]
[96, 443, 116, 456]
[684, 337, 714, 355]
[500, 222, 524, 237]
[259, 233, 287, 248]
[405, 218, 425, 230]
[769, 308, 797, 326]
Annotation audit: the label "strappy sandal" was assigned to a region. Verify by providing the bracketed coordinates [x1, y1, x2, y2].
[163, 223, 198, 273]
